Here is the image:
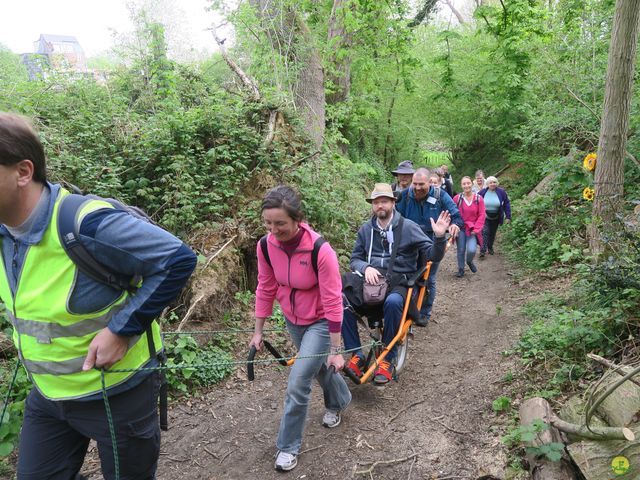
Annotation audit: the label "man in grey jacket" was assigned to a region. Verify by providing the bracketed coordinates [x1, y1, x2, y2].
[342, 183, 449, 385]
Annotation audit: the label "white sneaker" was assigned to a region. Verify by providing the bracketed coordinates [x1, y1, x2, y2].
[274, 450, 298, 471]
[322, 409, 341, 428]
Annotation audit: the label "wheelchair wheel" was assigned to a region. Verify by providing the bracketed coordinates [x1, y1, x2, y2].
[394, 335, 409, 374]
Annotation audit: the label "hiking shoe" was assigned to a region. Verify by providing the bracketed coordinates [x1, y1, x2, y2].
[322, 409, 342, 428]
[413, 314, 429, 327]
[455, 269, 464, 278]
[479, 251, 485, 259]
[344, 354, 365, 379]
[373, 360, 393, 385]
[488, 248, 494, 255]
[467, 262, 477, 273]
[275, 451, 298, 471]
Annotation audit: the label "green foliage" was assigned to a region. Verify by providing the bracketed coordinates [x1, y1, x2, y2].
[503, 154, 591, 269]
[503, 418, 548, 446]
[503, 419, 565, 463]
[164, 336, 234, 395]
[0, 362, 32, 459]
[0, 45, 28, 87]
[492, 395, 512, 413]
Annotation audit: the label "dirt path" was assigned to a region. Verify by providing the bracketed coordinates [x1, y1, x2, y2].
[129, 246, 529, 480]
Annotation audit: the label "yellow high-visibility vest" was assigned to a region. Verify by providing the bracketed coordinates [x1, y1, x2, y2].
[0, 189, 161, 400]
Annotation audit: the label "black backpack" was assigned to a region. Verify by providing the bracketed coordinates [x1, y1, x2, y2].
[456, 193, 479, 209]
[56, 191, 169, 430]
[57, 193, 154, 292]
[260, 235, 326, 276]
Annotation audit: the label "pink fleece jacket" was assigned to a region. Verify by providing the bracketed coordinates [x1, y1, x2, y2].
[453, 193, 486, 248]
[255, 223, 343, 332]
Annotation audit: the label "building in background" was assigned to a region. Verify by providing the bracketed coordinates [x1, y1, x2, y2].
[21, 34, 90, 80]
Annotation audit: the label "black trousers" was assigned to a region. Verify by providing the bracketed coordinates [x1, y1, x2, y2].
[17, 372, 160, 480]
[482, 217, 501, 252]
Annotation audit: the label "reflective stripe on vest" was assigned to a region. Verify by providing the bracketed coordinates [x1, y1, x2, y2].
[0, 188, 162, 400]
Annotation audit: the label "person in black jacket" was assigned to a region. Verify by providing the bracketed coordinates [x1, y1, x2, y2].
[342, 183, 450, 385]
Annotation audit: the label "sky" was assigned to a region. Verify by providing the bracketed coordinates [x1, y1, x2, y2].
[0, 0, 219, 58]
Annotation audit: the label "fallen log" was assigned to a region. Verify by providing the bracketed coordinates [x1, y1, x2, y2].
[519, 397, 578, 480]
[567, 423, 640, 480]
[585, 358, 640, 427]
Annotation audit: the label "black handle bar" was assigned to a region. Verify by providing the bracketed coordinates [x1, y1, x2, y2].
[247, 340, 291, 381]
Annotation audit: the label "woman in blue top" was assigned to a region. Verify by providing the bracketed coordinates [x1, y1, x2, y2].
[478, 176, 511, 256]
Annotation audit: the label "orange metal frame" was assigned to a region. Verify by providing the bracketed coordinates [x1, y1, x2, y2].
[249, 237, 453, 382]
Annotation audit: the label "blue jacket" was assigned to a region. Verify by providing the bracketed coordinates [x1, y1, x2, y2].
[396, 186, 464, 235]
[478, 187, 511, 224]
[0, 183, 197, 397]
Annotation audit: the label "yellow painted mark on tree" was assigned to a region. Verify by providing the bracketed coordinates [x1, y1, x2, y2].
[611, 455, 630, 475]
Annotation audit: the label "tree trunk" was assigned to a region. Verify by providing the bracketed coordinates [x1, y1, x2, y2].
[589, 0, 640, 255]
[249, 0, 325, 149]
[443, 0, 466, 25]
[326, 0, 352, 154]
[326, 0, 352, 106]
[519, 398, 579, 480]
[382, 71, 400, 164]
[408, 0, 439, 28]
[292, 15, 325, 149]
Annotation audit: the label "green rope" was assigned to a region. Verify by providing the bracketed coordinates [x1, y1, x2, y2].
[102, 343, 380, 374]
[98, 341, 379, 480]
[101, 370, 120, 480]
[162, 327, 286, 336]
[0, 359, 20, 427]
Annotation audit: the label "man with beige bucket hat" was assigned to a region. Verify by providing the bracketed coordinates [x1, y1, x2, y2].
[341, 183, 450, 384]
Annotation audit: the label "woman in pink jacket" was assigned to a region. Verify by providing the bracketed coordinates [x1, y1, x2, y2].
[250, 185, 351, 472]
[452, 176, 486, 277]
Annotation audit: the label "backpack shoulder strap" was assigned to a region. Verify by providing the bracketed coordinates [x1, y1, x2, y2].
[260, 235, 272, 270]
[456, 194, 462, 209]
[311, 237, 326, 276]
[58, 194, 137, 292]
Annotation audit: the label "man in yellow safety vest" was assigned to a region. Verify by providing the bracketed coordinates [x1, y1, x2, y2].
[0, 112, 197, 480]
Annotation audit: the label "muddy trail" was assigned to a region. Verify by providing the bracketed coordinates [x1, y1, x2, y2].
[82, 246, 533, 480]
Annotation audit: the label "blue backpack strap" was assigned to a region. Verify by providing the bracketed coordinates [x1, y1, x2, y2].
[57, 194, 139, 292]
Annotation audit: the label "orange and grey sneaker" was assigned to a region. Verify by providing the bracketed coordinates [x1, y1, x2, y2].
[344, 354, 365, 379]
[373, 360, 393, 385]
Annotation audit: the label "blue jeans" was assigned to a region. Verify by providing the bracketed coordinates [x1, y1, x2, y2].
[456, 232, 478, 271]
[277, 319, 351, 454]
[421, 260, 440, 318]
[342, 292, 404, 362]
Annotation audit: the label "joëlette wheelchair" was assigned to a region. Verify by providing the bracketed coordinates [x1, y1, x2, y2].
[246, 261, 434, 385]
[341, 261, 432, 385]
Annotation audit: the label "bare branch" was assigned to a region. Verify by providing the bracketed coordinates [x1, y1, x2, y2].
[209, 26, 261, 102]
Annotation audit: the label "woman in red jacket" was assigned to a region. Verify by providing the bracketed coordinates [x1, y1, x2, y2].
[249, 185, 351, 472]
[452, 176, 486, 277]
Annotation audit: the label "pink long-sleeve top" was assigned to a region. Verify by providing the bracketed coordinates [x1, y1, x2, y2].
[453, 193, 486, 243]
[255, 223, 343, 333]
